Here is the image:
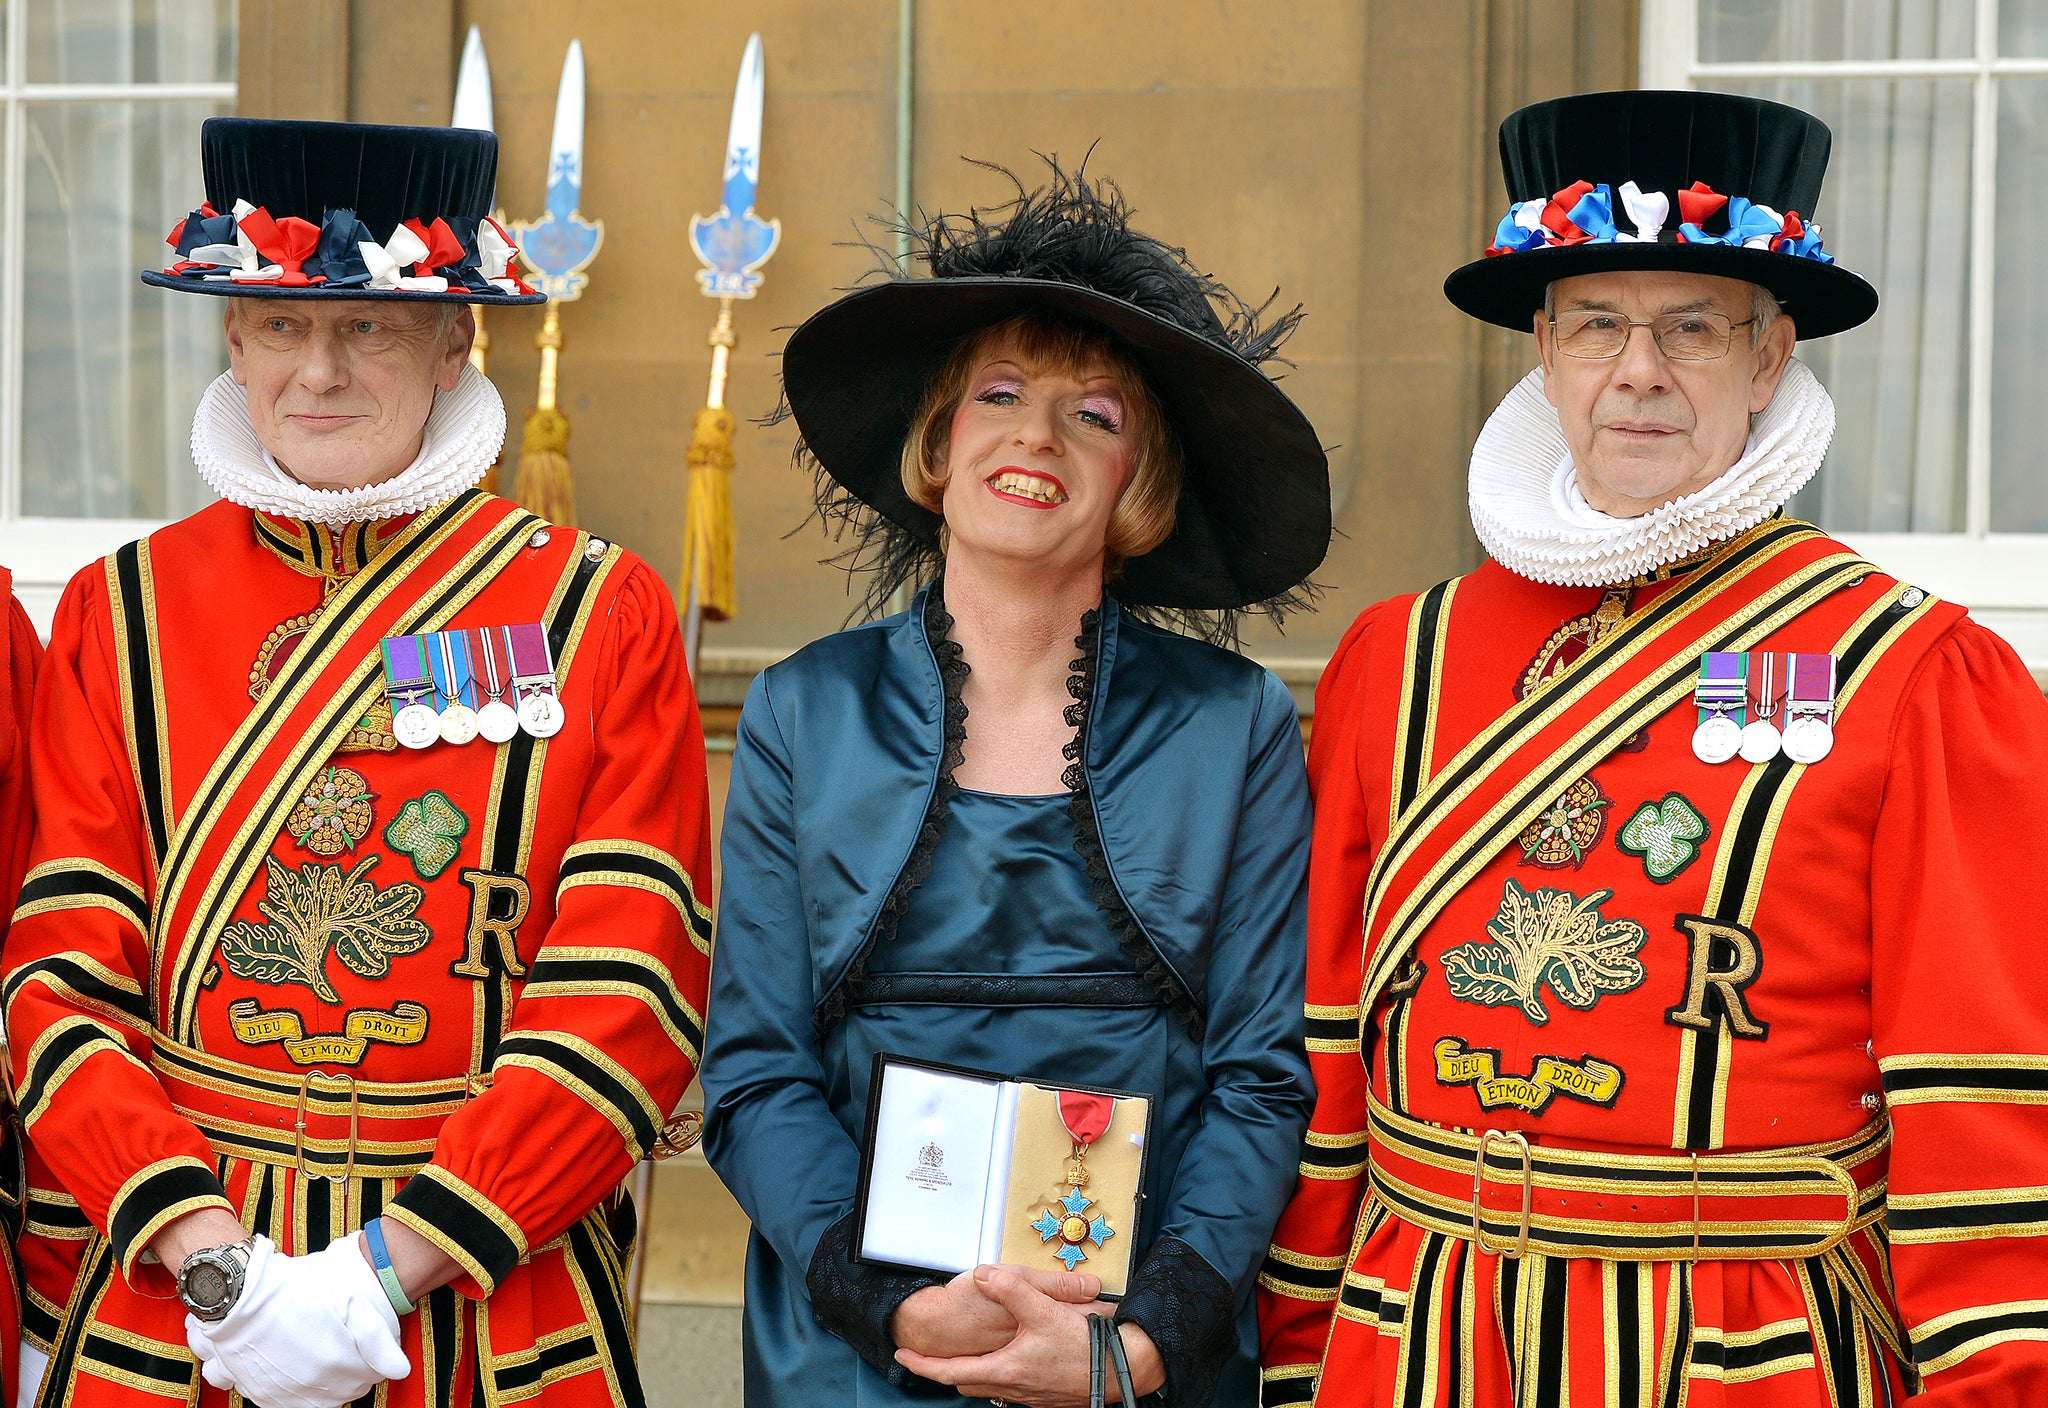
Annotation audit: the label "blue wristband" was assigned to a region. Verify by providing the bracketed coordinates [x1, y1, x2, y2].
[363, 1217, 415, 1316]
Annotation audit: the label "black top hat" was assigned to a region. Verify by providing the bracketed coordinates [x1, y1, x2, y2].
[140, 118, 544, 305]
[782, 160, 1330, 627]
[1444, 90, 1878, 338]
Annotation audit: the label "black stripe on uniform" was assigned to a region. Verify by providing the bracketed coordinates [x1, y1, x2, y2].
[1396, 580, 1455, 817]
[1882, 1065, 2048, 1097]
[565, 1216, 648, 1408]
[1262, 1376, 1317, 1406]
[1888, 1195, 2048, 1235]
[1259, 1254, 1343, 1296]
[1298, 1139, 1368, 1174]
[80, 1329, 192, 1393]
[523, 955, 702, 1053]
[3, 954, 149, 1023]
[1912, 1304, 2048, 1368]
[495, 1032, 659, 1153]
[389, 1170, 523, 1291]
[112, 544, 170, 863]
[15, 870, 149, 931]
[19, 1024, 117, 1118]
[558, 848, 708, 943]
[109, 1162, 225, 1270]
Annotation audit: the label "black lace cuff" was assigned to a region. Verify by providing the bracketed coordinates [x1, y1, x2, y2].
[804, 1211, 945, 1384]
[1115, 1236, 1239, 1407]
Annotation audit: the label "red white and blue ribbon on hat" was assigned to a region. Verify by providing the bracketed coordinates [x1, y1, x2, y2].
[162, 198, 540, 296]
[1484, 179, 1834, 264]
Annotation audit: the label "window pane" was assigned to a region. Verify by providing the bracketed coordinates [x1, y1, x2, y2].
[1722, 79, 1970, 533]
[2002, 0, 2048, 54]
[1993, 80, 2048, 530]
[21, 101, 225, 520]
[26, 0, 234, 85]
[1701, 0, 1976, 63]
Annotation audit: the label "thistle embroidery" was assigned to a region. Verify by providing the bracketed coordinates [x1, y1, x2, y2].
[384, 790, 471, 881]
[1616, 793, 1711, 882]
[219, 854, 430, 1005]
[1441, 880, 1648, 1024]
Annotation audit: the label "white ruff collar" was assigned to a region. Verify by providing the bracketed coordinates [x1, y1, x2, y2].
[190, 362, 506, 525]
[1468, 357, 1834, 587]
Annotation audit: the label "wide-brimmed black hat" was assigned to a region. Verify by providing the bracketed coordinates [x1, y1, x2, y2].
[1445, 90, 1877, 338]
[781, 160, 1329, 626]
[140, 118, 543, 305]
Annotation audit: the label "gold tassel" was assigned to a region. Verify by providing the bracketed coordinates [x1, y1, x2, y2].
[681, 405, 737, 621]
[516, 406, 577, 526]
[515, 302, 575, 524]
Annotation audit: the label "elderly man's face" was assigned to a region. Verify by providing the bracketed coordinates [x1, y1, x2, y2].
[224, 299, 474, 491]
[1534, 270, 1796, 518]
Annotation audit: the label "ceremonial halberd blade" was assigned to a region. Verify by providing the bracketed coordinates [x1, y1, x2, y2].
[689, 33, 780, 298]
[510, 39, 603, 301]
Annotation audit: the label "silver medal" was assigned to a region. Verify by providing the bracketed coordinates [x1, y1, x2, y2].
[393, 702, 441, 750]
[1738, 718, 1782, 764]
[439, 703, 481, 746]
[518, 691, 565, 739]
[1781, 715, 1835, 764]
[1691, 714, 1742, 764]
[477, 699, 520, 744]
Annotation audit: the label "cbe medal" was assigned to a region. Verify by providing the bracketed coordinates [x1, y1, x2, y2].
[506, 622, 565, 738]
[381, 636, 441, 750]
[1031, 1090, 1117, 1272]
[1691, 652, 1746, 764]
[1781, 652, 1837, 764]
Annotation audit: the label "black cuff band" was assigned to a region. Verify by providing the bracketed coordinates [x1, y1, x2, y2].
[1114, 1235, 1239, 1407]
[803, 1211, 944, 1385]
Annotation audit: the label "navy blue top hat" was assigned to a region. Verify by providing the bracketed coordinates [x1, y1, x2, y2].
[140, 117, 544, 305]
[1444, 90, 1878, 338]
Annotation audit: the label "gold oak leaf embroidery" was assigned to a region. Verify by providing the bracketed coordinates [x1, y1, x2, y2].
[219, 854, 431, 1005]
[1439, 879, 1648, 1024]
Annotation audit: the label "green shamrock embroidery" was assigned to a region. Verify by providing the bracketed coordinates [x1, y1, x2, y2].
[383, 790, 470, 881]
[1615, 793, 1710, 883]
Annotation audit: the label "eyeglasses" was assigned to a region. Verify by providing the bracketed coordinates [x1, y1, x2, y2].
[1548, 309, 1757, 362]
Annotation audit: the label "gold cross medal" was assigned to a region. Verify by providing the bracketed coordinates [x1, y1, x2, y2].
[1031, 1090, 1117, 1271]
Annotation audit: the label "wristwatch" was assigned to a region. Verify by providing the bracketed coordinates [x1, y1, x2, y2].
[176, 1240, 254, 1323]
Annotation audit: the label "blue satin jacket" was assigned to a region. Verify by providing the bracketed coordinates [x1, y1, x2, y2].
[702, 591, 1313, 1406]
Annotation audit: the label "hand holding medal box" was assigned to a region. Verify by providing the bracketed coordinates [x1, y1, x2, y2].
[380, 624, 565, 747]
[855, 1054, 1151, 1297]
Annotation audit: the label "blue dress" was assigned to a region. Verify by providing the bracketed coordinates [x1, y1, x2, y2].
[703, 591, 1313, 1408]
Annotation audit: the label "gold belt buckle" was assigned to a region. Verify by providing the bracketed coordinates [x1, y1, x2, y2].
[294, 1070, 359, 1183]
[1472, 1129, 1534, 1259]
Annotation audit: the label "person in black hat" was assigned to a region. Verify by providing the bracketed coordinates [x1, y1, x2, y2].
[2, 118, 716, 1408]
[1260, 89, 2048, 1406]
[700, 160, 1328, 1407]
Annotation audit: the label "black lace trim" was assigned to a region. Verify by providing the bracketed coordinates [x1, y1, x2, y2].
[812, 584, 970, 1038]
[1063, 609, 1205, 1038]
[1114, 1235, 1240, 1408]
[803, 1210, 942, 1386]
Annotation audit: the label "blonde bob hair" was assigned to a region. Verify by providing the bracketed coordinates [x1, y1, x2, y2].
[898, 313, 1182, 569]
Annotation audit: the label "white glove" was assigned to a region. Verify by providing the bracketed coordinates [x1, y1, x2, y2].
[184, 1234, 410, 1408]
[16, 1339, 47, 1408]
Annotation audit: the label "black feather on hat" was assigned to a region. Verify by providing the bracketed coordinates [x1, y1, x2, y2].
[777, 155, 1331, 645]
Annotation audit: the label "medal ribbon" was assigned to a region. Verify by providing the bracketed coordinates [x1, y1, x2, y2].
[506, 621, 557, 695]
[472, 625, 509, 701]
[1693, 650, 1747, 726]
[1745, 650, 1786, 724]
[1057, 1090, 1115, 1147]
[380, 635, 434, 707]
[428, 630, 475, 710]
[1788, 651, 1837, 721]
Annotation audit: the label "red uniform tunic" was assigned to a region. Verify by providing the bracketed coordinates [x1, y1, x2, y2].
[1260, 522, 2048, 1406]
[3, 492, 712, 1406]
[0, 567, 44, 1405]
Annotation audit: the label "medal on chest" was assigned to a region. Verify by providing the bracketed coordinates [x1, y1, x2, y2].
[380, 636, 442, 751]
[430, 629, 482, 745]
[1030, 1091, 1118, 1271]
[1781, 652, 1837, 763]
[1691, 650, 1837, 766]
[506, 622, 565, 739]
[472, 626, 522, 744]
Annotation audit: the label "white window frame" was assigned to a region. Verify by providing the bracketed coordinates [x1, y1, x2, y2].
[0, 0, 234, 634]
[1643, 0, 2048, 671]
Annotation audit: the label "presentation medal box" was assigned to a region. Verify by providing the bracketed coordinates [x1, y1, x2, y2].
[855, 1054, 1152, 1297]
